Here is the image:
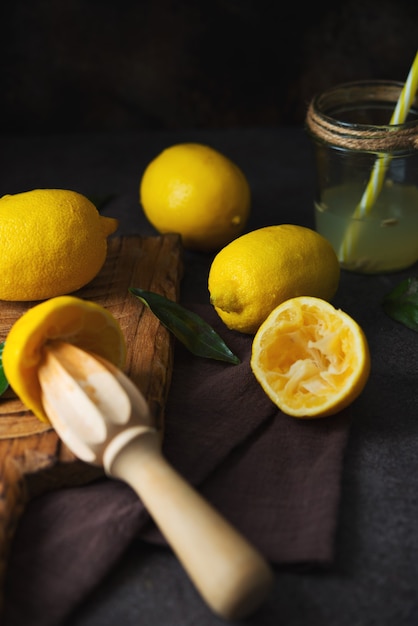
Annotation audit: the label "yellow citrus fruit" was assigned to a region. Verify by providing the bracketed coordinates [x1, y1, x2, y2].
[251, 296, 370, 418]
[208, 224, 340, 334]
[0, 189, 118, 301]
[139, 143, 251, 251]
[3, 295, 126, 423]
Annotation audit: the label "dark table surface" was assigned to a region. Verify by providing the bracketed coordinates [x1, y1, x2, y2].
[1, 127, 418, 626]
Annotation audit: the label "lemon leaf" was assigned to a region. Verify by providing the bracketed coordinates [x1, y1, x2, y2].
[0, 342, 9, 396]
[382, 277, 418, 332]
[129, 288, 240, 364]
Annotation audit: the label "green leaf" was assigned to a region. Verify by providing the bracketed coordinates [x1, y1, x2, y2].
[0, 341, 9, 396]
[382, 277, 418, 332]
[129, 288, 240, 365]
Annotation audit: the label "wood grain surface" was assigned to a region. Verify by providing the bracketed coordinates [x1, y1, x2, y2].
[0, 234, 183, 600]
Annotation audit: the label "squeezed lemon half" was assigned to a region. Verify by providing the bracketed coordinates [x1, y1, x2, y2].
[251, 296, 370, 418]
[3, 296, 126, 422]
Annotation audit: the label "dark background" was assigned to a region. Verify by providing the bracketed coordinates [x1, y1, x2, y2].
[2, 0, 417, 135]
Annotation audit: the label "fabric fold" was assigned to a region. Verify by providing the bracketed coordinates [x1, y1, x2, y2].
[2, 303, 351, 626]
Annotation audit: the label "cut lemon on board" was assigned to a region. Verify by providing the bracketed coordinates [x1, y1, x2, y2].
[250, 296, 370, 418]
[3, 296, 126, 423]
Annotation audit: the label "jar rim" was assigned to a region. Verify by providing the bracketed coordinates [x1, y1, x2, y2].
[306, 79, 418, 152]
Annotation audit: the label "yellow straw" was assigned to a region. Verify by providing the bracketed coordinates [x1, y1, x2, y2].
[339, 50, 418, 264]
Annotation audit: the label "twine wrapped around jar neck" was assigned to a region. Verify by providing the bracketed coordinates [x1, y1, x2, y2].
[306, 99, 418, 153]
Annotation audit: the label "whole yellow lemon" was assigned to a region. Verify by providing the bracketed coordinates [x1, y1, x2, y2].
[139, 143, 251, 252]
[208, 224, 340, 334]
[0, 189, 118, 301]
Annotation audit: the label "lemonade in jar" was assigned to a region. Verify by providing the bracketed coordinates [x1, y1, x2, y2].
[306, 78, 418, 273]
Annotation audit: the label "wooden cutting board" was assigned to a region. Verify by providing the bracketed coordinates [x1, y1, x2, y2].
[0, 234, 183, 600]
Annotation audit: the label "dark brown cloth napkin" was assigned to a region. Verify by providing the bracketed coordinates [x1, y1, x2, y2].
[2, 303, 351, 626]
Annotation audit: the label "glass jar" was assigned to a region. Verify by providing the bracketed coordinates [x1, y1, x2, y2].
[306, 80, 418, 273]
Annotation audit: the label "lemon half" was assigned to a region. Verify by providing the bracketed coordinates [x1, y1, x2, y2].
[3, 296, 126, 422]
[251, 296, 370, 418]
